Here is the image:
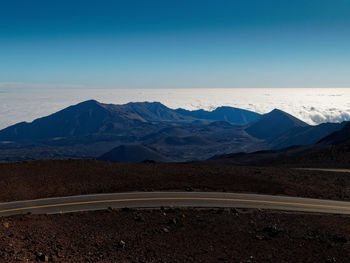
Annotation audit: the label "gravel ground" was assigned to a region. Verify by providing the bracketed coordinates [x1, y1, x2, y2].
[1, 208, 350, 262]
[1, 160, 350, 202]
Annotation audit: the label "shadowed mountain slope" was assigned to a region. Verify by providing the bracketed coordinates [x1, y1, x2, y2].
[279, 124, 350, 168]
[0, 100, 193, 142]
[319, 122, 350, 145]
[0, 100, 114, 141]
[104, 101, 194, 123]
[245, 109, 309, 140]
[0, 99, 347, 163]
[175, 106, 260, 125]
[269, 122, 347, 150]
[210, 122, 350, 167]
[98, 144, 169, 162]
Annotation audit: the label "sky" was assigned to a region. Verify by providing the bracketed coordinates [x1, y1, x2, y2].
[1, 0, 350, 89]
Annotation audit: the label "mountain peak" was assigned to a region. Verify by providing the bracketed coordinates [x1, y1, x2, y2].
[77, 99, 100, 106]
[270, 108, 284, 114]
[70, 99, 104, 111]
[265, 108, 306, 124]
[246, 108, 308, 140]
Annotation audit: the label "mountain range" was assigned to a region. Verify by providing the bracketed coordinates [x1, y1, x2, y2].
[0, 100, 348, 163]
[210, 122, 350, 168]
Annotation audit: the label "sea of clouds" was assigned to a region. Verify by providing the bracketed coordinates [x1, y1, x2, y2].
[1, 87, 350, 129]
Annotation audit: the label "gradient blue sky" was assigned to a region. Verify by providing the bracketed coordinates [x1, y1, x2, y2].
[0, 0, 350, 89]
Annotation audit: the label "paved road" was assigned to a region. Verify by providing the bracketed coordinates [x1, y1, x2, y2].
[1, 192, 350, 217]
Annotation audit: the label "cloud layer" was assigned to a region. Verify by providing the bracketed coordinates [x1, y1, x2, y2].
[1, 88, 350, 129]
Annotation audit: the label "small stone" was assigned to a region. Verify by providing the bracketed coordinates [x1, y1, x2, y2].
[168, 218, 177, 225]
[134, 214, 145, 222]
[3, 222, 9, 228]
[255, 235, 264, 240]
[231, 208, 239, 215]
[35, 252, 49, 262]
[162, 227, 170, 233]
[118, 240, 126, 248]
[263, 225, 281, 237]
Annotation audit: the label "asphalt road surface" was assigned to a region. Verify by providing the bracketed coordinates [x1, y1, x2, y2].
[1, 192, 350, 217]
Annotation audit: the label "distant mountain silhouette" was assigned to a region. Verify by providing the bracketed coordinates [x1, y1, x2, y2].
[0, 99, 347, 162]
[278, 123, 350, 168]
[98, 144, 169, 162]
[175, 106, 260, 125]
[0, 100, 114, 141]
[106, 101, 194, 122]
[245, 109, 309, 140]
[318, 122, 350, 145]
[0, 100, 193, 141]
[269, 122, 347, 150]
[210, 122, 350, 167]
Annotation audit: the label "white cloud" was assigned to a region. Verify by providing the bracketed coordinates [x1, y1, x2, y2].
[1, 88, 350, 129]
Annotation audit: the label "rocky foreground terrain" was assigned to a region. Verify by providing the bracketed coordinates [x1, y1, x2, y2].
[1, 208, 350, 262]
[1, 160, 350, 202]
[1, 160, 350, 262]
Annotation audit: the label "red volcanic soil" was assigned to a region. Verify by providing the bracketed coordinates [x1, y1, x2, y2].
[1, 160, 350, 202]
[1, 208, 350, 262]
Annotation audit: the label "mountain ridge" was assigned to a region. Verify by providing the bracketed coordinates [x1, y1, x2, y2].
[175, 106, 260, 125]
[0, 100, 346, 162]
[245, 108, 309, 140]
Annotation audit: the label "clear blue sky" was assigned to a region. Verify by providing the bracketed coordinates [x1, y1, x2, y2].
[0, 0, 349, 89]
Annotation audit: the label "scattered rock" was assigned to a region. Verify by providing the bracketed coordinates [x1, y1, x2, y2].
[168, 218, 177, 225]
[35, 252, 49, 262]
[230, 208, 239, 215]
[118, 240, 126, 249]
[162, 227, 170, 233]
[255, 235, 265, 240]
[134, 214, 145, 222]
[333, 235, 347, 243]
[167, 207, 176, 213]
[2, 222, 9, 228]
[263, 225, 282, 237]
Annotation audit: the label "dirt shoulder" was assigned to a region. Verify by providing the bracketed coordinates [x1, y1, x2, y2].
[1, 160, 350, 202]
[1, 208, 350, 262]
